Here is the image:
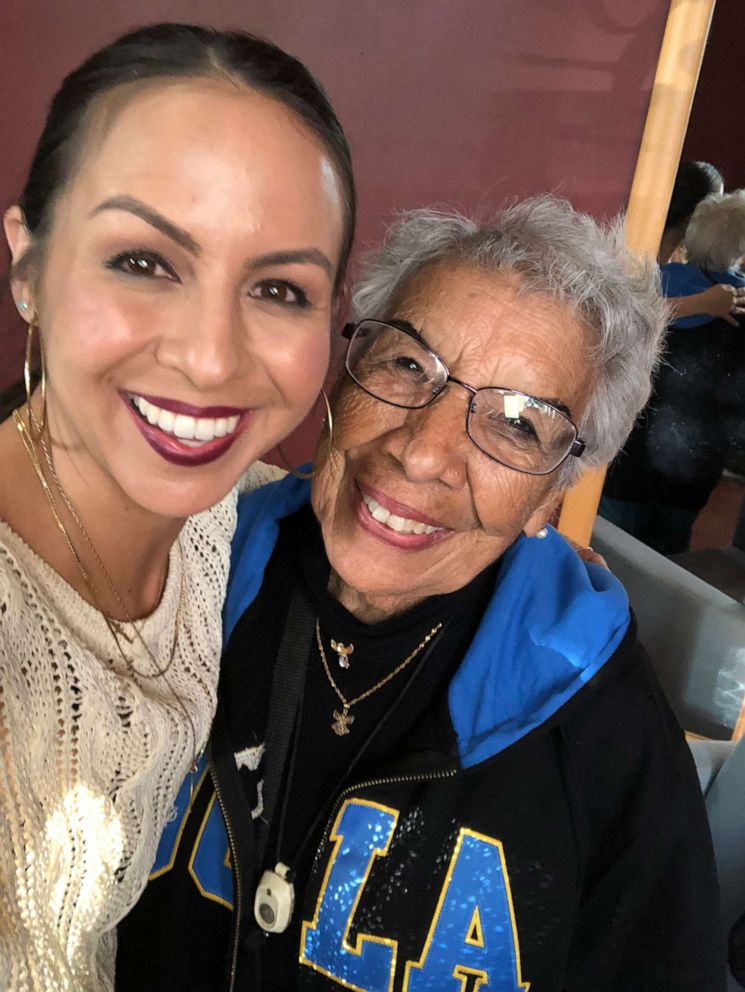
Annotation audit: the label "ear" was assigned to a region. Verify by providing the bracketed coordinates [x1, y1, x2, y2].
[4, 205, 35, 313]
[522, 488, 564, 538]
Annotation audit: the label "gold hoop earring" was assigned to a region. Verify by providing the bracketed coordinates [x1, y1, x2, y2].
[24, 318, 47, 440]
[277, 390, 334, 481]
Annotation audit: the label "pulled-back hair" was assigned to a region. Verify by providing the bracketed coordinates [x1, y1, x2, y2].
[15, 22, 355, 294]
[665, 160, 723, 231]
[684, 190, 745, 272]
[351, 197, 667, 487]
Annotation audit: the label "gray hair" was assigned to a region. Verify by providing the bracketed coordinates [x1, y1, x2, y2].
[684, 190, 745, 271]
[350, 196, 667, 487]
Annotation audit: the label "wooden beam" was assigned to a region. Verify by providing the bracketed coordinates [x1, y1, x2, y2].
[558, 0, 716, 547]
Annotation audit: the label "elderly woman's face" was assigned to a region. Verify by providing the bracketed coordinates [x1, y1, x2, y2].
[312, 264, 595, 614]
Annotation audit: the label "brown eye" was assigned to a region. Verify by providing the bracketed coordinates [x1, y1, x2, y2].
[261, 282, 289, 302]
[107, 250, 177, 281]
[250, 280, 309, 309]
[125, 255, 156, 275]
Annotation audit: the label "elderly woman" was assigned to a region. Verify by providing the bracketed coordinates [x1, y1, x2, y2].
[117, 198, 723, 992]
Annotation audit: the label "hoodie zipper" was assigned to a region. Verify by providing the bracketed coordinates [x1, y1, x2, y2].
[209, 752, 243, 992]
[310, 766, 458, 872]
[213, 753, 457, 989]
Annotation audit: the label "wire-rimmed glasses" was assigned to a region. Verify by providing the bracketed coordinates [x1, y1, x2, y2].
[343, 319, 585, 476]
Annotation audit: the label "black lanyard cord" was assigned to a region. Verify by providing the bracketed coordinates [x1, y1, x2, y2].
[269, 620, 450, 880]
[255, 583, 316, 874]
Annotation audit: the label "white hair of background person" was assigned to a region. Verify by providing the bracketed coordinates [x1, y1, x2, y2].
[351, 197, 667, 488]
[684, 190, 745, 273]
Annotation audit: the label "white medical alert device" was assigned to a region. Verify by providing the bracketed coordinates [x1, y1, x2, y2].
[254, 862, 295, 933]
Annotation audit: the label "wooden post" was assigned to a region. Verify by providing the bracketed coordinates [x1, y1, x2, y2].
[558, 0, 716, 547]
[733, 702, 745, 744]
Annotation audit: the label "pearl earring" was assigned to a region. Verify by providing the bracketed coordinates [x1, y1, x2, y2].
[535, 527, 548, 539]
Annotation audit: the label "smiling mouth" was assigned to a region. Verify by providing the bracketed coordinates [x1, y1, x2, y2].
[128, 393, 242, 447]
[361, 492, 445, 536]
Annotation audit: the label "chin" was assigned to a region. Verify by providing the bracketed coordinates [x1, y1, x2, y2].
[119, 470, 240, 520]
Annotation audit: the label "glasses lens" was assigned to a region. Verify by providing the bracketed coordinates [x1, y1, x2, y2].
[346, 321, 445, 408]
[468, 389, 577, 474]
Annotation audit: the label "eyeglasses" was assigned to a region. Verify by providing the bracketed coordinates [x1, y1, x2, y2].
[342, 319, 585, 476]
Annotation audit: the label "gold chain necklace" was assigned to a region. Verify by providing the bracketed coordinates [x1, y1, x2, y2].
[13, 408, 201, 779]
[315, 619, 443, 736]
[36, 425, 182, 676]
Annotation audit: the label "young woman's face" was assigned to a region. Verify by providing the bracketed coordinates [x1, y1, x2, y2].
[6, 80, 344, 518]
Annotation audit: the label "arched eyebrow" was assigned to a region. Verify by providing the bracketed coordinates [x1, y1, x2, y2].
[89, 195, 335, 279]
[248, 249, 334, 279]
[90, 195, 201, 256]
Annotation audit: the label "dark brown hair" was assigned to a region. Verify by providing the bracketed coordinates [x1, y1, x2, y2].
[15, 22, 356, 294]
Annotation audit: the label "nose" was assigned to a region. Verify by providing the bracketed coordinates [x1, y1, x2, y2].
[156, 290, 244, 391]
[391, 387, 471, 489]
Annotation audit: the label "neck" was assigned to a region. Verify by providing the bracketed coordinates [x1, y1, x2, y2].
[2, 406, 183, 619]
[328, 570, 424, 624]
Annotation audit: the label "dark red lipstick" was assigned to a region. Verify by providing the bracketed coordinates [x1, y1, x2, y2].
[129, 391, 248, 418]
[121, 392, 251, 468]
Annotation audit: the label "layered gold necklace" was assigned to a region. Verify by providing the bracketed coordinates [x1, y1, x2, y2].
[13, 407, 200, 777]
[316, 619, 443, 736]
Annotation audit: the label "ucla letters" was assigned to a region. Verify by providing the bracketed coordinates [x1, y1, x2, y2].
[151, 787, 527, 990]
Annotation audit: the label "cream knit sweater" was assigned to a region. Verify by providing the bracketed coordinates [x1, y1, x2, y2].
[0, 462, 282, 991]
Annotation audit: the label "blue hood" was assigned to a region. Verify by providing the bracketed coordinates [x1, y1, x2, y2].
[225, 474, 630, 769]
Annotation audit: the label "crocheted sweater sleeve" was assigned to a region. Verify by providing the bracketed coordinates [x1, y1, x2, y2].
[0, 463, 274, 991]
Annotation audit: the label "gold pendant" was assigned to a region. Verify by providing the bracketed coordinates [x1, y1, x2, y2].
[330, 639, 354, 669]
[332, 707, 354, 735]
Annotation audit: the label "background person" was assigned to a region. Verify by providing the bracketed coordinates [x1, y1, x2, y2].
[602, 190, 745, 554]
[0, 22, 355, 991]
[659, 160, 745, 324]
[118, 199, 722, 992]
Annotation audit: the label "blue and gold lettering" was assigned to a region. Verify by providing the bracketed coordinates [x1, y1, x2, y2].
[149, 761, 207, 879]
[188, 793, 233, 909]
[403, 829, 528, 991]
[300, 799, 399, 991]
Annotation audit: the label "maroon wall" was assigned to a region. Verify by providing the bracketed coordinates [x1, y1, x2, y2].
[682, 0, 745, 191]
[1, 0, 669, 458]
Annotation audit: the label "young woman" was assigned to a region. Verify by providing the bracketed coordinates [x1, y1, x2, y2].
[0, 23, 354, 992]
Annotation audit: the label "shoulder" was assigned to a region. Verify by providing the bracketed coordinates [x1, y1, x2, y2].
[0, 524, 36, 649]
[449, 530, 631, 767]
[559, 624, 700, 831]
[224, 474, 311, 643]
[660, 261, 707, 294]
[238, 460, 287, 493]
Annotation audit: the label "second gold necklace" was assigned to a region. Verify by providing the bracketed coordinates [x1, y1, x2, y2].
[316, 620, 443, 736]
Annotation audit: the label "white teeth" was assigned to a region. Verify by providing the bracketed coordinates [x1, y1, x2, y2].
[173, 414, 196, 439]
[371, 503, 390, 524]
[194, 418, 215, 441]
[157, 409, 175, 433]
[130, 395, 242, 444]
[362, 494, 443, 535]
